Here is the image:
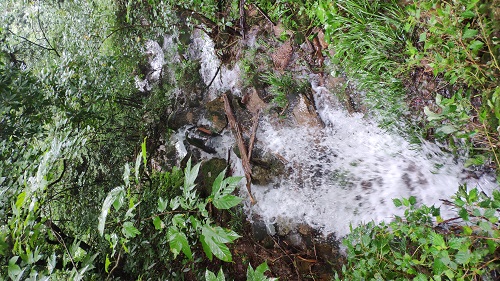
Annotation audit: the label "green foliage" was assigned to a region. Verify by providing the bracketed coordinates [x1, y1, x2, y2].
[99, 156, 243, 279]
[407, 0, 500, 168]
[339, 189, 500, 280]
[317, 0, 409, 128]
[252, 0, 319, 37]
[205, 262, 277, 281]
[260, 71, 308, 109]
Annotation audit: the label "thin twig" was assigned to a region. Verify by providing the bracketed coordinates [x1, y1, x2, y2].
[51, 223, 77, 270]
[205, 65, 221, 91]
[253, 3, 275, 26]
[7, 29, 56, 54]
[223, 93, 256, 204]
[37, 6, 60, 57]
[106, 250, 122, 280]
[247, 110, 260, 160]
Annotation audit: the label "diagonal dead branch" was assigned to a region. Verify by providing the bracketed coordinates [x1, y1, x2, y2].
[223, 93, 256, 204]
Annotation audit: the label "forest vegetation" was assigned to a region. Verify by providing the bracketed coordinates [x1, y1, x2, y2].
[1, 0, 500, 280]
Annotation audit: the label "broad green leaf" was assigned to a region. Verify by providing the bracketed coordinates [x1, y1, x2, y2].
[211, 170, 226, 196]
[135, 153, 142, 182]
[158, 197, 168, 212]
[419, 32, 426, 42]
[153, 216, 164, 230]
[205, 268, 225, 281]
[15, 191, 26, 209]
[141, 137, 147, 168]
[167, 227, 192, 259]
[424, 106, 442, 121]
[172, 214, 186, 228]
[112, 189, 125, 211]
[201, 226, 236, 262]
[455, 250, 471, 265]
[483, 208, 496, 220]
[205, 270, 217, 281]
[247, 262, 276, 281]
[184, 159, 200, 191]
[448, 237, 466, 250]
[223, 176, 243, 193]
[201, 235, 213, 261]
[8, 256, 21, 280]
[213, 195, 243, 209]
[430, 232, 446, 248]
[433, 258, 446, 275]
[392, 198, 402, 207]
[436, 125, 457, 134]
[123, 163, 130, 187]
[122, 221, 140, 238]
[98, 186, 125, 236]
[468, 40, 484, 51]
[409, 196, 417, 205]
[47, 253, 56, 274]
[458, 208, 469, 221]
[462, 28, 478, 39]
[493, 190, 500, 201]
[461, 11, 475, 18]
[105, 255, 111, 273]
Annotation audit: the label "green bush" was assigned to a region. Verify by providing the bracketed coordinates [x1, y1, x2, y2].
[339, 189, 500, 280]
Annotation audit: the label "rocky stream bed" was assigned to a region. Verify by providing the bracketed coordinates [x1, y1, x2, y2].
[137, 8, 498, 279]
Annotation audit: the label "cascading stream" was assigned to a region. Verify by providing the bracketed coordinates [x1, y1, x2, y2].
[175, 30, 499, 238]
[249, 80, 497, 237]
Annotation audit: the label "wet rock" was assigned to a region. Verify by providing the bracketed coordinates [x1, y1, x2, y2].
[292, 94, 324, 128]
[197, 158, 227, 197]
[249, 148, 286, 185]
[276, 217, 296, 236]
[185, 126, 218, 154]
[205, 96, 228, 133]
[287, 232, 304, 248]
[251, 219, 275, 249]
[241, 87, 267, 114]
[271, 40, 293, 71]
[168, 108, 201, 130]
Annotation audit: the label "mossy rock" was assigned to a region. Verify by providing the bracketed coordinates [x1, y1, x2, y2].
[196, 158, 228, 197]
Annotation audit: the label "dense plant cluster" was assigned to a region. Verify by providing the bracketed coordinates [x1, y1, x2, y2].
[318, 0, 500, 170]
[340, 189, 500, 280]
[1, 0, 499, 279]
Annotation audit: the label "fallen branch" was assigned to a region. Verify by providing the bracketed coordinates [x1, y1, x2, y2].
[223, 93, 256, 204]
[248, 110, 260, 160]
[239, 0, 246, 39]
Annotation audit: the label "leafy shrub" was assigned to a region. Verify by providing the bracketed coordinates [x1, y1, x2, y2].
[206, 262, 277, 281]
[98, 141, 244, 279]
[339, 189, 500, 280]
[317, 0, 409, 128]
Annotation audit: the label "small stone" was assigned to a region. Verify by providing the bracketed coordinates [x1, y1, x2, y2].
[292, 94, 323, 128]
[205, 97, 228, 133]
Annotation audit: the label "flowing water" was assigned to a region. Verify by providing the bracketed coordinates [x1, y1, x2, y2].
[165, 31, 498, 238]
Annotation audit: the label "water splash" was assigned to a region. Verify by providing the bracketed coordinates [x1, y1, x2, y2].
[248, 78, 497, 237]
[187, 30, 241, 100]
[189, 31, 498, 238]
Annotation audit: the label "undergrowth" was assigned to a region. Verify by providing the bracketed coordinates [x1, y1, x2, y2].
[318, 0, 500, 173]
[339, 189, 500, 280]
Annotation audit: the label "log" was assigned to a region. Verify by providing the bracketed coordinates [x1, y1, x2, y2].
[223, 93, 256, 204]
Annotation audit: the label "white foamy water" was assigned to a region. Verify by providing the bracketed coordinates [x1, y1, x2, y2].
[187, 31, 498, 238]
[247, 80, 497, 237]
[187, 29, 241, 100]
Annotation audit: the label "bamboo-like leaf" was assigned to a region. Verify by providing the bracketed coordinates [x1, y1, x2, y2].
[98, 186, 125, 236]
[141, 137, 147, 168]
